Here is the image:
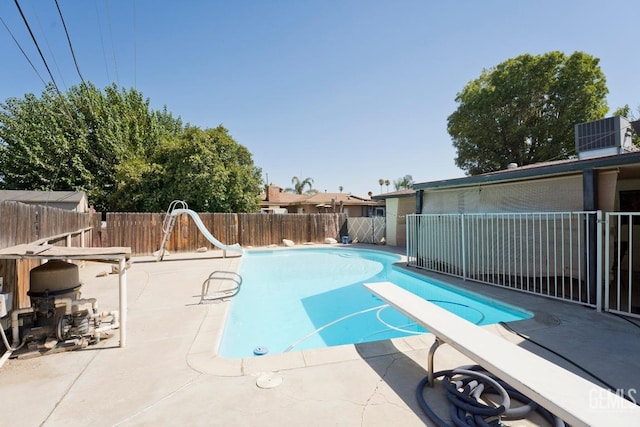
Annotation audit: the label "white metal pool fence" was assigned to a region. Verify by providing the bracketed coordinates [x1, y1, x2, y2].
[605, 212, 640, 317]
[407, 212, 640, 318]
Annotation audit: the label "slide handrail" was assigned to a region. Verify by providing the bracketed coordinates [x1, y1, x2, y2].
[163, 200, 188, 233]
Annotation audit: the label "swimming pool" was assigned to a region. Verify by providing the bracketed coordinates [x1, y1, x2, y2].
[218, 248, 531, 358]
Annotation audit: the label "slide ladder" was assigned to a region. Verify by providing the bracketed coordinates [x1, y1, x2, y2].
[157, 200, 244, 261]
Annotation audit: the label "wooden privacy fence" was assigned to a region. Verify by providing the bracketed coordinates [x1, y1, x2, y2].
[0, 201, 100, 249]
[0, 201, 101, 307]
[106, 212, 348, 255]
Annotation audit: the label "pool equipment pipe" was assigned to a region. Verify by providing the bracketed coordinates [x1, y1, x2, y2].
[0, 320, 26, 368]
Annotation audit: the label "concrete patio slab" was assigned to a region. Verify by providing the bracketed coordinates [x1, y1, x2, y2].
[1, 246, 639, 426]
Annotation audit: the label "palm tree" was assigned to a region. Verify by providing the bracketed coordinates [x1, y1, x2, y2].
[378, 178, 384, 193]
[384, 179, 390, 192]
[339, 185, 344, 193]
[286, 176, 314, 194]
[393, 174, 414, 190]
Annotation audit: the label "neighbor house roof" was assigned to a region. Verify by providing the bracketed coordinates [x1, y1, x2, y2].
[0, 190, 85, 203]
[261, 185, 382, 208]
[0, 190, 89, 212]
[413, 152, 640, 191]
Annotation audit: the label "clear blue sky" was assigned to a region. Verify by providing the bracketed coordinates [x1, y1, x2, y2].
[0, 1, 638, 197]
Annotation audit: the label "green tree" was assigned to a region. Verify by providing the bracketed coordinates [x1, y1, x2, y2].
[448, 51, 608, 175]
[378, 178, 384, 193]
[109, 126, 262, 212]
[0, 82, 262, 213]
[286, 176, 315, 194]
[393, 174, 414, 190]
[612, 105, 640, 147]
[0, 82, 181, 211]
[0, 84, 91, 193]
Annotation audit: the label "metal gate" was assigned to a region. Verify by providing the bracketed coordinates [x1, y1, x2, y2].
[347, 217, 385, 244]
[605, 212, 640, 318]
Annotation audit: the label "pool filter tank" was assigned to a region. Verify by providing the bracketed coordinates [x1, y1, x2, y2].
[7, 260, 119, 357]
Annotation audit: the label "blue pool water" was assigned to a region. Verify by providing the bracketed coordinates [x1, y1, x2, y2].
[218, 248, 531, 358]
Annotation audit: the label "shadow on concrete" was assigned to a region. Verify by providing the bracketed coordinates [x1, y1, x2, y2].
[354, 339, 449, 425]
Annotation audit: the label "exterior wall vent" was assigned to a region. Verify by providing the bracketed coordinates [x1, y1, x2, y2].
[575, 116, 634, 159]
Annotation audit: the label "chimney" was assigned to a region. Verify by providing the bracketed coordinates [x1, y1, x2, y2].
[267, 185, 283, 202]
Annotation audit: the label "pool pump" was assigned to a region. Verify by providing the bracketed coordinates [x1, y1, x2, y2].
[6, 260, 119, 358]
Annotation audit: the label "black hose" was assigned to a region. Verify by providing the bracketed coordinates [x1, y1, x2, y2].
[499, 321, 639, 406]
[608, 311, 640, 330]
[416, 366, 564, 427]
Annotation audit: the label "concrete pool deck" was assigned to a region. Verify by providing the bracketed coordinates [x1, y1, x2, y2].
[1, 244, 639, 426]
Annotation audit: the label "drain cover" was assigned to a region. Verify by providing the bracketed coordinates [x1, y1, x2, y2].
[256, 372, 283, 389]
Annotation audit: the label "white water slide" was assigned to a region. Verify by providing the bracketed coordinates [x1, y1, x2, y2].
[157, 201, 244, 261]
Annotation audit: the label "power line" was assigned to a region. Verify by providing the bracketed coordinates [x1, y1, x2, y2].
[29, 0, 67, 91]
[94, 0, 111, 82]
[104, 0, 120, 85]
[11, 0, 90, 195]
[133, 0, 137, 88]
[12, 0, 64, 95]
[54, 0, 87, 88]
[0, 14, 46, 85]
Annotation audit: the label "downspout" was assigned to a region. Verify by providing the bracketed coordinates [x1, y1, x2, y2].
[410, 190, 424, 264]
[416, 190, 424, 215]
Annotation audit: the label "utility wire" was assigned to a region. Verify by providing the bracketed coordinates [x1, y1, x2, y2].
[54, 0, 88, 88]
[12, 0, 86, 198]
[133, 0, 137, 88]
[105, 0, 120, 85]
[54, 0, 95, 120]
[0, 14, 46, 85]
[13, 0, 63, 95]
[29, 0, 67, 91]
[94, 0, 111, 82]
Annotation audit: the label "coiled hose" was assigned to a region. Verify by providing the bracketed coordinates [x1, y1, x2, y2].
[416, 365, 565, 427]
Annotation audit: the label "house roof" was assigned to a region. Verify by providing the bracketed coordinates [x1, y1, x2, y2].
[303, 192, 381, 206]
[0, 190, 87, 204]
[372, 189, 415, 200]
[261, 185, 382, 207]
[413, 152, 640, 191]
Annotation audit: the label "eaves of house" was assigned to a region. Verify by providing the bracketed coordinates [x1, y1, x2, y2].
[413, 152, 640, 191]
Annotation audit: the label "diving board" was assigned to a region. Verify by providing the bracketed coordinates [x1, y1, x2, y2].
[364, 281, 640, 427]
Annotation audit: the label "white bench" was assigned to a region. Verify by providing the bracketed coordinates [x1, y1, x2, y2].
[364, 281, 640, 427]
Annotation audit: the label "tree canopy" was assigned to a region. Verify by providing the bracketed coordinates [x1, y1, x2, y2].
[0, 83, 262, 212]
[448, 51, 609, 175]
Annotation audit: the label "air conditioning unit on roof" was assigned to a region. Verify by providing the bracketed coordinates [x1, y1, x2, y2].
[575, 116, 635, 159]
